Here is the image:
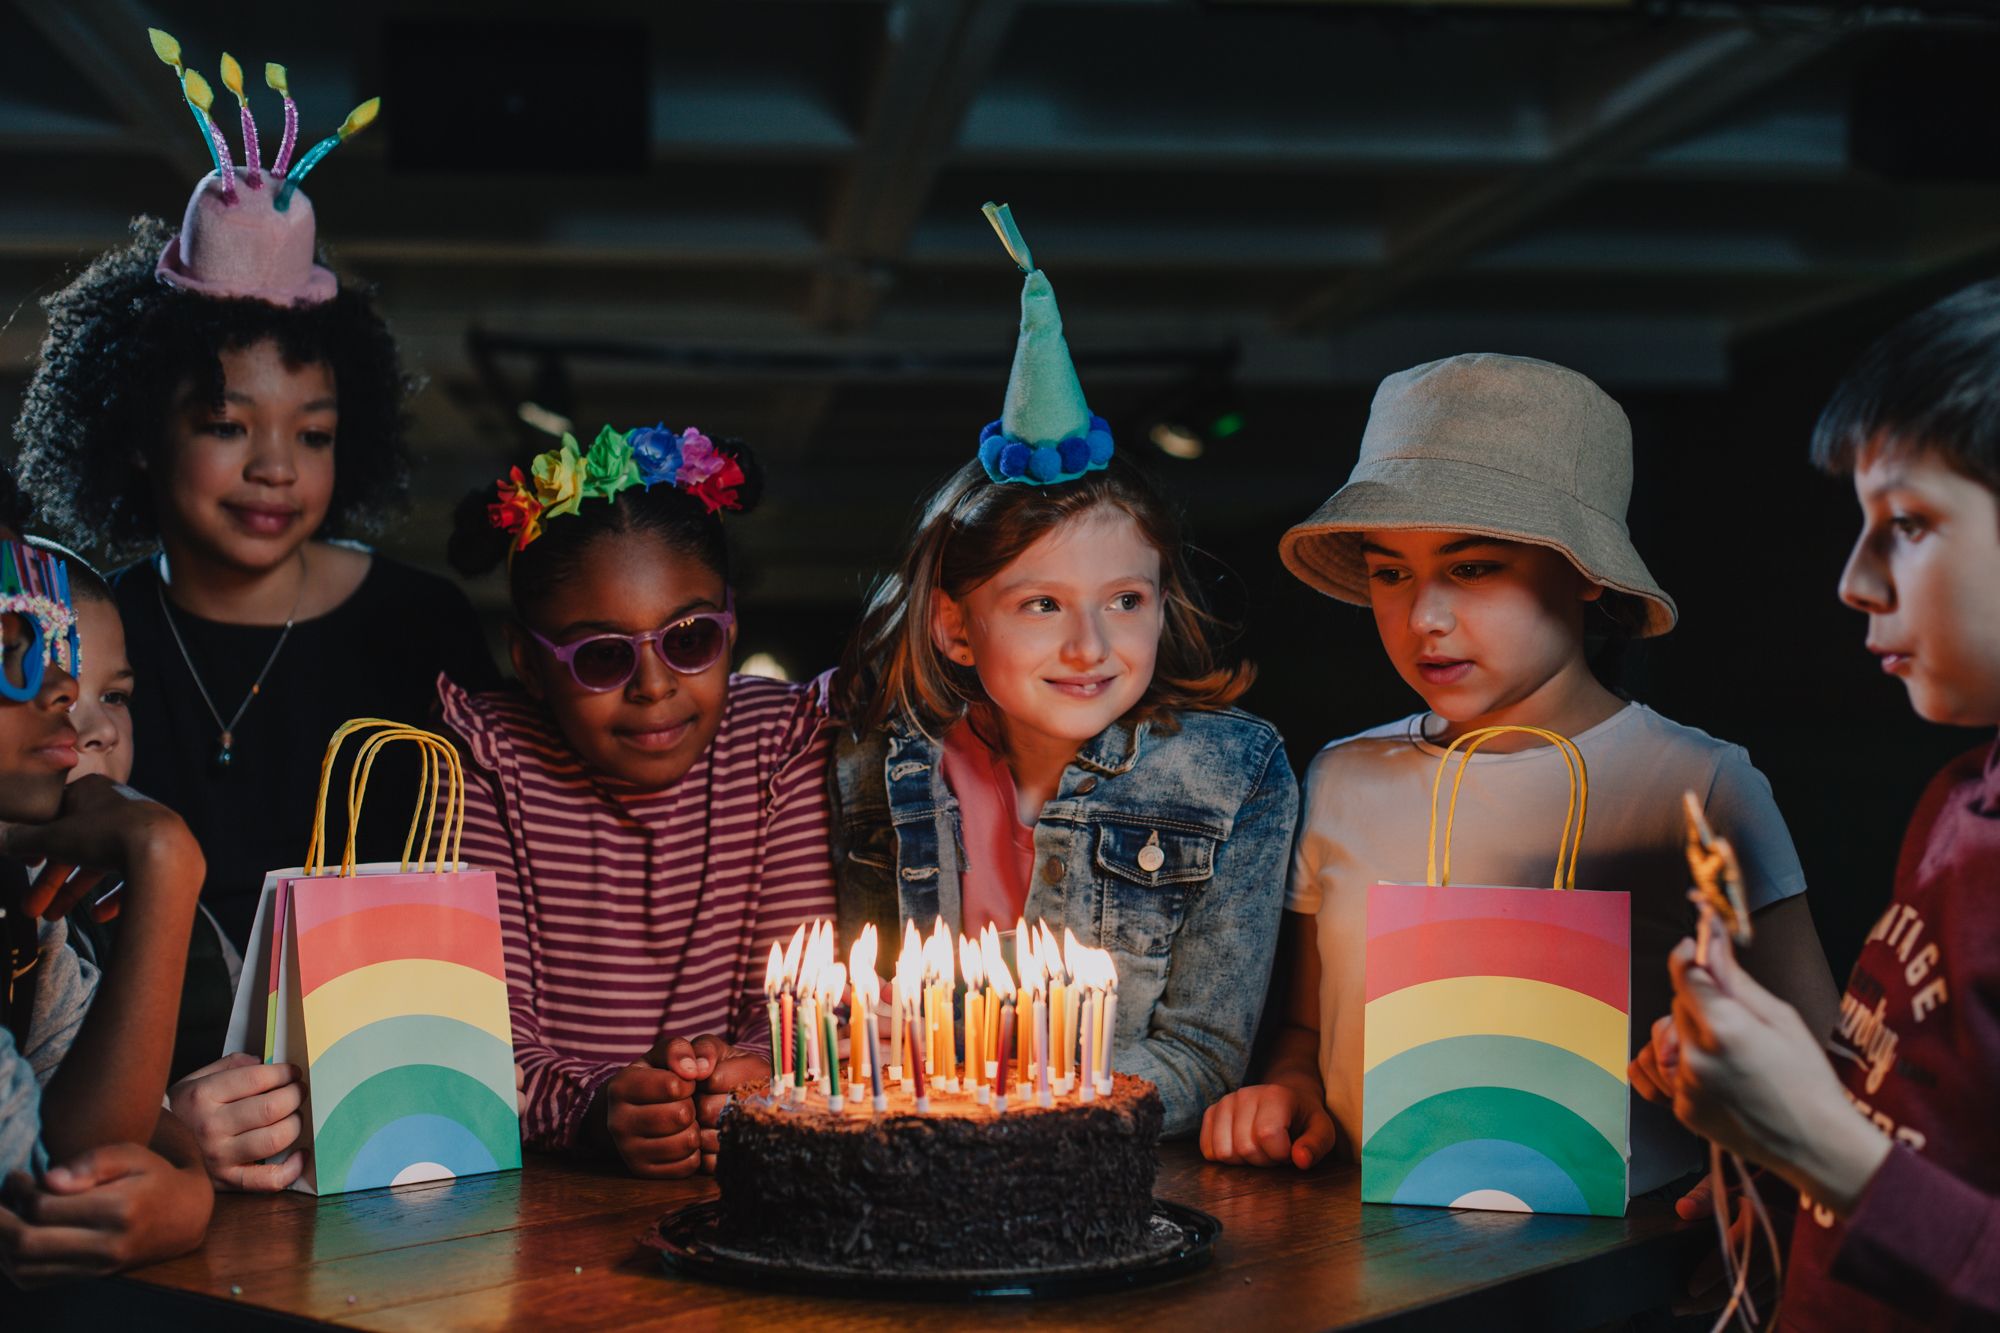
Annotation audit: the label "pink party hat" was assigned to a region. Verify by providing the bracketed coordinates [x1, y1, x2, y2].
[146, 30, 380, 307]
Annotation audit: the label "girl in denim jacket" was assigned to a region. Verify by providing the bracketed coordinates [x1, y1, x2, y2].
[829, 207, 1298, 1138]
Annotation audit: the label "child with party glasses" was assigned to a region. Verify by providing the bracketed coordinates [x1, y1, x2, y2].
[832, 207, 1298, 1138]
[0, 537, 216, 1285]
[445, 424, 834, 1177]
[1204, 355, 1839, 1229]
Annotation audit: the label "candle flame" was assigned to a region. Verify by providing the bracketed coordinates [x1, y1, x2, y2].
[922, 920, 956, 986]
[819, 960, 847, 1003]
[850, 923, 878, 994]
[1062, 925, 1084, 980]
[1038, 922, 1066, 983]
[988, 949, 1017, 997]
[781, 922, 807, 989]
[763, 942, 784, 996]
[894, 921, 925, 1004]
[802, 921, 835, 993]
[1072, 944, 1119, 991]
[980, 927, 1007, 989]
[958, 934, 982, 991]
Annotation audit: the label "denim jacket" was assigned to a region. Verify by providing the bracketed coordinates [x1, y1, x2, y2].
[829, 707, 1299, 1137]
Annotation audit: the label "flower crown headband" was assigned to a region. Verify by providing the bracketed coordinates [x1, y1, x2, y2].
[488, 424, 746, 555]
[0, 543, 80, 703]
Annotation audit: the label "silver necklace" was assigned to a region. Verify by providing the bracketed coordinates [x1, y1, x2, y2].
[155, 551, 307, 770]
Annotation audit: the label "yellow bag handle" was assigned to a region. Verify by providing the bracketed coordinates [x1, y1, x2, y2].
[343, 729, 463, 876]
[302, 719, 465, 877]
[1424, 724, 1589, 891]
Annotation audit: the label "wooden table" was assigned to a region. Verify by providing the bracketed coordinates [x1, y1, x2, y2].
[61, 1147, 1703, 1331]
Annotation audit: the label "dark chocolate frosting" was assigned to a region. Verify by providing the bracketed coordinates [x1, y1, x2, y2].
[715, 1074, 1163, 1273]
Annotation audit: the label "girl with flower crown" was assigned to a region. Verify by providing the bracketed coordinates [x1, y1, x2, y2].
[832, 209, 1299, 1138]
[9, 31, 498, 1166]
[444, 424, 834, 1178]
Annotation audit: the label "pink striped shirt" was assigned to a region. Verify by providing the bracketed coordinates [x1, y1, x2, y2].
[440, 673, 836, 1151]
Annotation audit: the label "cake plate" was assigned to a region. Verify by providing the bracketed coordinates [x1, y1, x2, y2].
[648, 1199, 1219, 1300]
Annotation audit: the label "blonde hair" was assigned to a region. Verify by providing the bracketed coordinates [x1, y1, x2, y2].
[839, 455, 1253, 738]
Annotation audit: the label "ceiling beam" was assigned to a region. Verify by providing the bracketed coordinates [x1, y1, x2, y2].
[1278, 19, 1840, 334]
[808, 0, 1025, 332]
[13, 0, 210, 179]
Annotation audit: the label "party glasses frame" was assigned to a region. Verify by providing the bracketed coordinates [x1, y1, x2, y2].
[524, 592, 736, 693]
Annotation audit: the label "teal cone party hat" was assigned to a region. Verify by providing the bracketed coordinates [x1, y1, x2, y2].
[977, 203, 1114, 485]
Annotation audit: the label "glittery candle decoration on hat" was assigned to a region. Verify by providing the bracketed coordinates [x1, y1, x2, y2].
[147, 29, 378, 307]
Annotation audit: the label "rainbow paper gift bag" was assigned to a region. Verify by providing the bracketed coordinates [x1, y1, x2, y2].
[225, 720, 521, 1195]
[1360, 725, 1632, 1217]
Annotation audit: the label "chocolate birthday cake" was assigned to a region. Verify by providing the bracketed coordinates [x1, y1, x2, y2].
[714, 1073, 1164, 1274]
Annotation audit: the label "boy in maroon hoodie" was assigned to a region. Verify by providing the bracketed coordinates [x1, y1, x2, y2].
[1635, 279, 2000, 1328]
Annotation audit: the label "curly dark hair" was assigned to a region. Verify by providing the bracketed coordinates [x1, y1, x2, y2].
[11, 216, 415, 557]
[446, 436, 765, 612]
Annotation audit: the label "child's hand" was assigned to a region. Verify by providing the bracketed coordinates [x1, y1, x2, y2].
[1669, 934, 1890, 1215]
[0, 1143, 213, 1287]
[167, 1053, 305, 1192]
[1199, 1082, 1338, 1169]
[596, 1036, 700, 1178]
[0, 776, 201, 921]
[687, 1035, 766, 1174]
[1628, 1013, 1682, 1106]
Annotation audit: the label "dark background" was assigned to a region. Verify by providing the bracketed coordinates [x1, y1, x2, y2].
[7, 0, 2000, 982]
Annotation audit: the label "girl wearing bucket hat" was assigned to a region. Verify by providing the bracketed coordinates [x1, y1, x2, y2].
[1202, 354, 1839, 1211]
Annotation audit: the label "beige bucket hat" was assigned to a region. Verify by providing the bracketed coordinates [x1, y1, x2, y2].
[1278, 352, 1677, 636]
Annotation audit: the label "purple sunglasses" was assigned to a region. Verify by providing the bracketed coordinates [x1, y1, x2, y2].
[525, 592, 736, 693]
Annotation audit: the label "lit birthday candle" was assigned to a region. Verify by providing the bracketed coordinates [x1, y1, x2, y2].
[981, 926, 1006, 1078]
[959, 935, 986, 1103]
[1020, 931, 1050, 1104]
[1042, 923, 1068, 1090]
[1104, 944, 1120, 1088]
[1078, 985, 1098, 1104]
[849, 925, 878, 1096]
[891, 921, 921, 1085]
[907, 992, 930, 1112]
[1061, 927, 1086, 1094]
[782, 923, 807, 1098]
[1072, 945, 1116, 1103]
[820, 960, 847, 1113]
[926, 920, 957, 1091]
[995, 996, 1016, 1114]
[988, 947, 1018, 1112]
[763, 943, 785, 1093]
[863, 961, 886, 1114]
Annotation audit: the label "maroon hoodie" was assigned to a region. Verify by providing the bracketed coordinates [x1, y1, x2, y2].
[1780, 738, 2000, 1330]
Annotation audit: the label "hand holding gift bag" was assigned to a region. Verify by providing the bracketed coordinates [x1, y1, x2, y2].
[1360, 725, 1632, 1217]
[224, 719, 522, 1195]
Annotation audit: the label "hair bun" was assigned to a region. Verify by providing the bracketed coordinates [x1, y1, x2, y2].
[445, 483, 512, 577]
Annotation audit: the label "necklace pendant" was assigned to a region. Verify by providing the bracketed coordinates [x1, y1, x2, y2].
[215, 731, 234, 769]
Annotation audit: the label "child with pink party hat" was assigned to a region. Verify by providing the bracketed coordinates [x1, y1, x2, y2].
[10, 29, 498, 1194]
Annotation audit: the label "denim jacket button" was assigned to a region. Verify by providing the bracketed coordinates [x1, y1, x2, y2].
[1075, 776, 1097, 795]
[1137, 833, 1166, 873]
[1044, 856, 1066, 884]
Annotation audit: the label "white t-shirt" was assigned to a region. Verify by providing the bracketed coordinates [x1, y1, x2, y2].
[1287, 703, 1807, 1195]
